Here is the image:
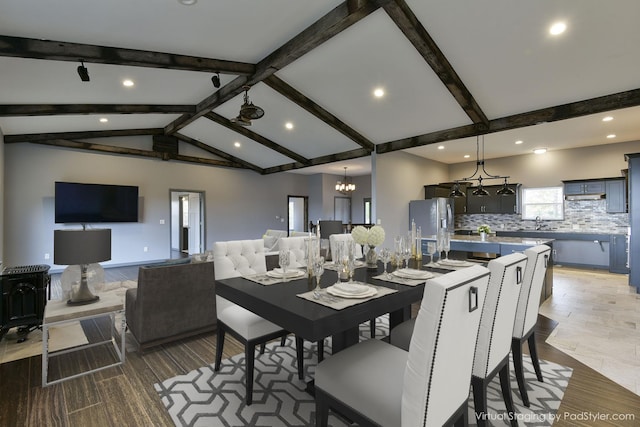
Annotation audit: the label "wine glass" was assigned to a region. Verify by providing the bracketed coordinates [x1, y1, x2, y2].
[427, 241, 437, 265]
[278, 249, 290, 282]
[403, 235, 412, 269]
[443, 232, 451, 260]
[436, 231, 445, 262]
[334, 242, 344, 284]
[312, 256, 325, 297]
[394, 236, 404, 269]
[347, 240, 356, 282]
[380, 247, 392, 278]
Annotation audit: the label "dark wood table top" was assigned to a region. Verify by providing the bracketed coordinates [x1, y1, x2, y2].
[215, 263, 427, 343]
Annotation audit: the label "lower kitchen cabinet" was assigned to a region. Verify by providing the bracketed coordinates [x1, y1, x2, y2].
[610, 234, 630, 274]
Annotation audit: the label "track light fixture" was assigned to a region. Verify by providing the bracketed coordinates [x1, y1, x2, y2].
[211, 72, 220, 88]
[449, 135, 515, 198]
[77, 60, 90, 82]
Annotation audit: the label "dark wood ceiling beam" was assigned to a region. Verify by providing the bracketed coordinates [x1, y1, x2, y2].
[377, 88, 640, 153]
[263, 75, 375, 152]
[164, 0, 391, 135]
[0, 104, 195, 117]
[175, 132, 263, 173]
[22, 139, 244, 169]
[262, 148, 371, 174]
[204, 112, 310, 165]
[0, 35, 255, 75]
[383, 0, 489, 127]
[4, 128, 163, 143]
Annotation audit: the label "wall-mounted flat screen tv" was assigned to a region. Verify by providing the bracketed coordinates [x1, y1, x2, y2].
[55, 181, 139, 223]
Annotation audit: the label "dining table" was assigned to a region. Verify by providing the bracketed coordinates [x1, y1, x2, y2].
[215, 261, 437, 354]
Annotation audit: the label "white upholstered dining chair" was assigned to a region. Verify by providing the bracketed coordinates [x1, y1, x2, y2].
[213, 239, 303, 405]
[511, 244, 551, 407]
[471, 252, 528, 427]
[278, 236, 308, 268]
[314, 265, 490, 427]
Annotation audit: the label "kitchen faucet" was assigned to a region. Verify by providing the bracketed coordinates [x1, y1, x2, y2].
[535, 216, 542, 230]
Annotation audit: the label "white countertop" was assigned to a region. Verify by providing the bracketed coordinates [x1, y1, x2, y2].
[422, 235, 553, 246]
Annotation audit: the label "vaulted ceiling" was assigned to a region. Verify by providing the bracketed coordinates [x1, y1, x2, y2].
[2, 0, 640, 176]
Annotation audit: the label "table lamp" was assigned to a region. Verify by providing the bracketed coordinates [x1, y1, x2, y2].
[54, 228, 111, 305]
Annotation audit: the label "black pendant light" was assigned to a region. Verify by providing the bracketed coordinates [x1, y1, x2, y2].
[230, 85, 264, 126]
[452, 135, 514, 197]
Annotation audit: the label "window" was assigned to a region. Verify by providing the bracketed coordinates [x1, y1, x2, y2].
[521, 187, 564, 220]
[363, 198, 372, 224]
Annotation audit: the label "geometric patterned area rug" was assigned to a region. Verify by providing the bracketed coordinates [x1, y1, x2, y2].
[156, 317, 572, 427]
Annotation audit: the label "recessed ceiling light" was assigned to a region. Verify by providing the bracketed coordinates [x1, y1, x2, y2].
[373, 88, 385, 98]
[178, 0, 197, 4]
[602, 116, 613, 122]
[234, 141, 241, 148]
[285, 122, 294, 130]
[463, 154, 470, 159]
[99, 117, 108, 123]
[437, 145, 444, 150]
[122, 79, 134, 87]
[549, 21, 567, 36]
[533, 148, 547, 154]
[607, 134, 616, 139]
[514, 140, 523, 145]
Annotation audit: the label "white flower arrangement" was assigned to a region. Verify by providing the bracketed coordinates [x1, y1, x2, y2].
[351, 225, 386, 246]
[477, 224, 492, 234]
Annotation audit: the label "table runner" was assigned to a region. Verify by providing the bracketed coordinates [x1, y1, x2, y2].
[297, 283, 396, 310]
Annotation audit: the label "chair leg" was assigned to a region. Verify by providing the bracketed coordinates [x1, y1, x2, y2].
[295, 336, 304, 380]
[259, 342, 266, 355]
[499, 363, 519, 427]
[369, 318, 375, 338]
[528, 332, 544, 382]
[317, 339, 324, 362]
[245, 342, 256, 406]
[315, 389, 330, 427]
[472, 376, 489, 427]
[280, 335, 287, 346]
[214, 325, 226, 371]
[511, 338, 530, 407]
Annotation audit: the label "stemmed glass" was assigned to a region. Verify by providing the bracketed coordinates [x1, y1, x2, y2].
[394, 236, 404, 270]
[443, 232, 451, 260]
[427, 241, 437, 265]
[436, 231, 445, 262]
[278, 249, 290, 282]
[347, 240, 356, 282]
[312, 256, 325, 298]
[334, 242, 344, 284]
[403, 236, 412, 269]
[380, 247, 392, 278]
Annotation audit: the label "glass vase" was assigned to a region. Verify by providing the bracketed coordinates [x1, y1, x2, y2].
[365, 245, 378, 269]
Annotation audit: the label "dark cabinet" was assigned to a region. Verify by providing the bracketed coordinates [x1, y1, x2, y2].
[606, 178, 627, 213]
[563, 180, 605, 195]
[609, 234, 629, 274]
[465, 184, 519, 214]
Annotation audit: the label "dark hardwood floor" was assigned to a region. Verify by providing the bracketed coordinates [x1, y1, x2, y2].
[0, 266, 638, 426]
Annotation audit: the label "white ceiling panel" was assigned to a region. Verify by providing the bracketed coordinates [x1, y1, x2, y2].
[276, 9, 472, 144]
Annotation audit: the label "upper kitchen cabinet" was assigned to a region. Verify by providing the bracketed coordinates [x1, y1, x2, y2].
[424, 183, 467, 214]
[605, 178, 627, 213]
[563, 179, 606, 196]
[465, 184, 520, 214]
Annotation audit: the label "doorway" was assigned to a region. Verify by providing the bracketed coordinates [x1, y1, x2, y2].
[170, 190, 205, 258]
[287, 195, 308, 234]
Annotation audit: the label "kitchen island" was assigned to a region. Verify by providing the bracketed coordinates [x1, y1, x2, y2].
[420, 235, 554, 303]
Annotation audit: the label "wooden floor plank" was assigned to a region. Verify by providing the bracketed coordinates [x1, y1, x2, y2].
[0, 358, 32, 427]
[95, 376, 155, 427]
[26, 383, 69, 427]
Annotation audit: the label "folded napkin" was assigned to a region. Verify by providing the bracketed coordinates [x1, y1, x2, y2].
[333, 282, 370, 295]
[267, 268, 304, 278]
[437, 259, 473, 267]
[392, 268, 433, 280]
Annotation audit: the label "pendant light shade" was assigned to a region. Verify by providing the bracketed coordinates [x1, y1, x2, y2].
[496, 178, 516, 196]
[449, 182, 466, 198]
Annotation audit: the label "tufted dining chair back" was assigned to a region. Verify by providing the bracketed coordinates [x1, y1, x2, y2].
[278, 236, 308, 269]
[329, 233, 363, 260]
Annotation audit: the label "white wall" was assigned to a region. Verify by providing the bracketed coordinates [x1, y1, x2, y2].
[3, 143, 307, 271]
[448, 140, 640, 187]
[375, 151, 449, 247]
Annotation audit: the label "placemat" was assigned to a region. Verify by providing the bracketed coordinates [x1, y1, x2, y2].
[245, 270, 308, 286]
[322, 261, 366, 272]
[297, 283, 396, 310]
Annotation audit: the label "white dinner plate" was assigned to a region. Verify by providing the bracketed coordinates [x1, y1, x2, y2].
[436, 259, 474, 267]
[392, 269, 434, 280]
[266, 269, 305, 278]
[333, 282, 370, 295]
[326, 285, 377, 299]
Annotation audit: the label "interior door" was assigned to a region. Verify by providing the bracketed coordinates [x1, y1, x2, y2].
[287, 195, 308, 233]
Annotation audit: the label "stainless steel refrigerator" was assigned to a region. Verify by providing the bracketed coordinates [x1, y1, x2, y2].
[409, 198, 454, 236]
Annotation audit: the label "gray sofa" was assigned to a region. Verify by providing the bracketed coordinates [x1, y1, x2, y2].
[125, 260, 216, 352]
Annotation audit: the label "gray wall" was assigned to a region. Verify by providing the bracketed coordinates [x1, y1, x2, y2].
[4, 143, 307, 271]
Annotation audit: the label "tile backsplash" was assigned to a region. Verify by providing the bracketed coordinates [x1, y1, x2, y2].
[455, 200, 629, 234]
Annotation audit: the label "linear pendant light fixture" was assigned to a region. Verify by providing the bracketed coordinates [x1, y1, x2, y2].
[449, 135, 515, 198]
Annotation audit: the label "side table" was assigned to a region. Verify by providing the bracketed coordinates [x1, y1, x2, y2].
[42, 292, 126, 387]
